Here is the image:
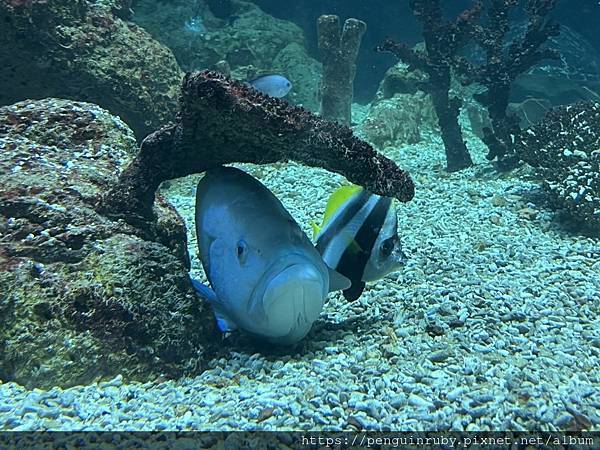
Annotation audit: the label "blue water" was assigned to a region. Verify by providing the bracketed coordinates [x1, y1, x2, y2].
[0, 0, 598, 437]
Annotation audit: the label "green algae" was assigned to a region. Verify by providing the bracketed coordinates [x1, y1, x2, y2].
[0, 99, 217, 389]
[0, 0, 182, 140]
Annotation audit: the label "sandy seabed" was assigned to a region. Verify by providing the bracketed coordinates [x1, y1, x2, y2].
[1, 127, 598, 432]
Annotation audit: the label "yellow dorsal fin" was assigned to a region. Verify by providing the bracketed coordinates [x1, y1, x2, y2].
[314, 185, 363, 238]
[310, 220, 320, 238]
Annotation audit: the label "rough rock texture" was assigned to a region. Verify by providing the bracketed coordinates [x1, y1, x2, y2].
[272, 42, 321, 112]
[0, 99, 217, 389]
[100, 71, 415, 222]
[357, 62, 437, 149]
[358, 61, 487, 149]
[0, 0, 183, 140]
[95, 0, 134, 19]
[357, 97, 427, 149]
[317, 15, 366, 125]
[516, 101, 600, 234]
[132, 0, 322, 111]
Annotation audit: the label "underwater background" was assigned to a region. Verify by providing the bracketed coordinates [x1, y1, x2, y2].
[0, 0, 599, 433]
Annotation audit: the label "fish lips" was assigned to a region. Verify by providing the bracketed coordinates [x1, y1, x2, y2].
[248, 254, 327, 341]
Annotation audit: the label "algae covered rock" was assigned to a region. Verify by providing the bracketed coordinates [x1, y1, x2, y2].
[516, 101, 600, 235]
[357, 97, 428, 148]
[357, 62, 438, 149]
[0, 0, 183, 140]
[132, 0, 321, 110]
[272, 42, 321, 112]
[358, 60, 491, 149]
[0, 98, 217, 389]
[134, 0, 302, 70]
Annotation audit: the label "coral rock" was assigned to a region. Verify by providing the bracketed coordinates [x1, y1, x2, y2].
[0, 0, 183, 140]
[0, 98, 217, 389]
[357, 62, 438, 148]
[516, 101, 600, 234]
[132, 0, 321, 110]
[317, 15, 366, 125]
[100, 70, 415, 221]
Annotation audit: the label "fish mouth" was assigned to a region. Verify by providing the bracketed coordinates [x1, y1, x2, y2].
[250, 256, 326, 341]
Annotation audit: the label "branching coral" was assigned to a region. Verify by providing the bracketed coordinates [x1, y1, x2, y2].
[377, 0, 482, 172]
[516, 101, 600, 234]
[378, 0, 561, 172]
[454, 0, 560, 170]
[99, 70, 415, 223]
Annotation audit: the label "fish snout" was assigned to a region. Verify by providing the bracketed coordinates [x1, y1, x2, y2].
[261, 263, 326, 341]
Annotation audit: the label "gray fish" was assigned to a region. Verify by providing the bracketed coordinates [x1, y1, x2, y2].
[248, 74, 292, 98]
[192, 166, 350, 344]
[313, 184, 407, 301]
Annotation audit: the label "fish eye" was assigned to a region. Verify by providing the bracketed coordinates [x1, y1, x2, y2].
[236, 240, 247, 261]
[380, 238, 395, 257]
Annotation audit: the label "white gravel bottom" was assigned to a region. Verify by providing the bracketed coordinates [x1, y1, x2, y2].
[1, 130, 599, 432]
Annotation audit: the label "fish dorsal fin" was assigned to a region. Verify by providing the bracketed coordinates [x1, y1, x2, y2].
[310, 220, 321, 239]
[248, 73, 276, 83]
[327, 267, 351, 292]
[318, 185, 363, 236]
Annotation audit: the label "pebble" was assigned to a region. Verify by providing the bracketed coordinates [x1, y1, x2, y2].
[447, 387, 466, 402]
[408, 394, 434, 410]
[389, 394, 407, 409]
[428, 349, 451, 362]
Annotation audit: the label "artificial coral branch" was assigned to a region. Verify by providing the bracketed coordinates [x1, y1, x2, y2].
[455, 0, 560, 170]
[99, 70, 415, 222]
[377, 0, 482, 172]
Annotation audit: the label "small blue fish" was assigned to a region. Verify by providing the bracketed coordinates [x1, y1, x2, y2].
[248, 74, 292, 98]
[184, 16, 205, 34]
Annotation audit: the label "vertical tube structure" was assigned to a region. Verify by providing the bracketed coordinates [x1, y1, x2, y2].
[318, 15, 366, 126]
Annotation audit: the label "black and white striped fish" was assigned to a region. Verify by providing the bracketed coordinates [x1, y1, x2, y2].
[312, 185, 407, 301]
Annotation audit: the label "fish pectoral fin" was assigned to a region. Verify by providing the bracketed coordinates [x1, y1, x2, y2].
[327, 267, 352, 292]
[190, 277, 218, 304]
[347, 239, 363, 254]
[212, 306, 238, 333]
[190, 277, 237, 332]
[343, 281, 366, 301]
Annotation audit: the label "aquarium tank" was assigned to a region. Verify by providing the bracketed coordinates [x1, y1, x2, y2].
[0, 0, 599, 448]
